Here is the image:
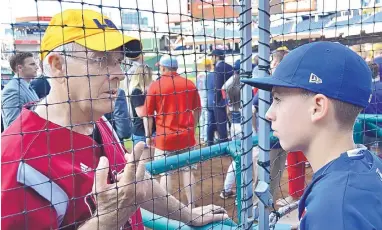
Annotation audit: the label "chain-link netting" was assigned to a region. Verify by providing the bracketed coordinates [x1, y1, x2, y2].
[1, 0, 382, 230]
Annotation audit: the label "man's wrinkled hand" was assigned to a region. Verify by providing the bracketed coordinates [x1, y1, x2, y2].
[189, 205, 229, 226]
[91, 151, 146, 229]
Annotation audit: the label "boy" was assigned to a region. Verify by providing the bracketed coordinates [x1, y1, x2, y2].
[242, 41, 382, 230]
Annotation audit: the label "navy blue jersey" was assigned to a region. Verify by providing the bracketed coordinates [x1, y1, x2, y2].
[299, 146, 382, 230]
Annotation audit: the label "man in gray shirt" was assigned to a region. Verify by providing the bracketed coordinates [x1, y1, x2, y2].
[2, 52, 39, 128]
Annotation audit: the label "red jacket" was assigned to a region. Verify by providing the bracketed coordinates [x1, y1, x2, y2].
[1, 109, 143, 229]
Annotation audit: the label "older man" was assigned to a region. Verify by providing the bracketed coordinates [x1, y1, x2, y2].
[2, 52, 39, 128]
[1, 9, 227, 230]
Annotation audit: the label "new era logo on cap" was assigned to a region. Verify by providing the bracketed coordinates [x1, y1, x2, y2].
[309, 73, 322, 84]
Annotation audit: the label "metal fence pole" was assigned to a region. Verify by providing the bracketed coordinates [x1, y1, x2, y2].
[257, 0, 271, 229]
[239, 0, 254, 229]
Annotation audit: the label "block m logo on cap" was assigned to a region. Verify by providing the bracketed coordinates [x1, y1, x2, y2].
[93, 18, 117, 30]
[309, 73, 322, 84]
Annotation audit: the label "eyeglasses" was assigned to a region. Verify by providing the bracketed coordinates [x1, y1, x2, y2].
[61, 53, 127, 70]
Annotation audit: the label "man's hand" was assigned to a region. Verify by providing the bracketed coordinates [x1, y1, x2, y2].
[89, 151, 146, 229]
[189, 205, 229, 226]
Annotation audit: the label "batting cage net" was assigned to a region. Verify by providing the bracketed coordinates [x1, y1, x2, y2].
[1, 0, 381, 230]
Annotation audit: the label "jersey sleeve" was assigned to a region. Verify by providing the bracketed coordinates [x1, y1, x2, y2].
[2, 162, 59, 230]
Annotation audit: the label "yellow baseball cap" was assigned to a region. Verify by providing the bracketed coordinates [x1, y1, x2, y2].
[40, 9, 142, 60]
[372, 43, 382, 51]
[276, 46, 289, 51]
[197, 58, 212, 66]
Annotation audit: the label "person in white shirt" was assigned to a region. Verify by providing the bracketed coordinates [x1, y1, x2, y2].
[196, 58, 212, 144]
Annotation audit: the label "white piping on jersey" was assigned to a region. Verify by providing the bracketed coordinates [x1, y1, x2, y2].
[101, 116, 126, 156]
[17, 162, 69, 226]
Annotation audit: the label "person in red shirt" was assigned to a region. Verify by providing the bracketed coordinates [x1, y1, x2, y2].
[144, 55, 201, 208]
[1, 9, 228, 230]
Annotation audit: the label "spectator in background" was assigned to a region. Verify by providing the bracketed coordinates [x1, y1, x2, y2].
[30, 75, 51, 99]
[372, 43, 382, 78]
[252, 54, 259, 69]
[144, 55, 201, 208]
[128, 65, 155, 146]
[124, 53, 145, 79]
[206, 49, 233, 146]
[104, 88, 132, 142]
[350, 44, 368, 60]
[223, 59, 242, 140]
[123, 53, 146, 118]
[362, 61, 382, 156]
[220, 59, 243, 199]
[196, 58, 213, 144]
[2, 52, 39, 128]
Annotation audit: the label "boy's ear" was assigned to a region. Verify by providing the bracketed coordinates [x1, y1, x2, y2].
[311, 94, 330, 123]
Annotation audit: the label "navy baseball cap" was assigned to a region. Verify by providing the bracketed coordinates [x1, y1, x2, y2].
[241, 41, 373, 108]
[234, 59, 241, 71]
[155, 55, 178, 68]
[208, 49, 225, 57]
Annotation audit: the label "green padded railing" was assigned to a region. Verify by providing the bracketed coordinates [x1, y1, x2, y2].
[142, 114, 381, 229]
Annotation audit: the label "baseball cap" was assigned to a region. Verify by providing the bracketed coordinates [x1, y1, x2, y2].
[276, 46, 289, 51]
[233, 59, 241, 71]
[208, 49, 225, 57]
[155, 55, 178, 68]
[241, 41, 373, 108]
[197, 58, 212, 66]
[40, 9, 142, 60]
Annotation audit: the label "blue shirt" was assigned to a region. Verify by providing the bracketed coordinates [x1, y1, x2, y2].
[298, 146, 382, 230]
[207, 61, 233, 109]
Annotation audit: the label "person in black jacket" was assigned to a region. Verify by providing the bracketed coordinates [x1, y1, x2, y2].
[30, 75, 51, 99]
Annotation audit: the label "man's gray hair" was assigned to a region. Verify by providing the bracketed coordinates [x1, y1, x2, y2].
[42, 43, 91, 76]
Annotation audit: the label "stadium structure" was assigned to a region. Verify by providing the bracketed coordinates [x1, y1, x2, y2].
[167, 0, 382, 52]
[1, 0, 381, 78]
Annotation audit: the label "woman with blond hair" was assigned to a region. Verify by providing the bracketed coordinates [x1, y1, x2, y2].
[128, 65, 155, 146]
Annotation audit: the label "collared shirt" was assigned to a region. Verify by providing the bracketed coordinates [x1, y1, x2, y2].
[2, 75, 39, 128]
[13, 75, 39, 99]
